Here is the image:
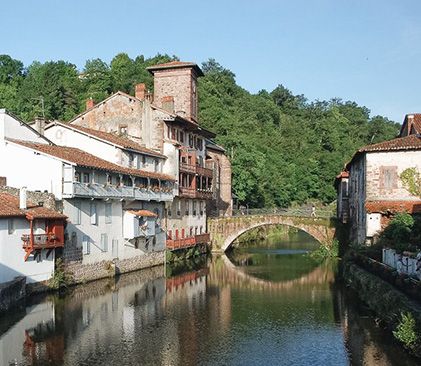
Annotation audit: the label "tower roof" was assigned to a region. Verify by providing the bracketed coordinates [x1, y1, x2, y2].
[146, 61, 204, 77]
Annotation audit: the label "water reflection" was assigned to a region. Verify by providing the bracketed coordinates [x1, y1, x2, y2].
[0, 232, 419, 366]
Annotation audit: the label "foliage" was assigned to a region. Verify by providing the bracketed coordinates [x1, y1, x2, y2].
[310, 238, 339, 261]
[393, 312, 418, 346]
[0, 54, 400, 207]
[379, 213, 416, 252]
[400, 167, 421, 198]
[48, 258, 72, 289]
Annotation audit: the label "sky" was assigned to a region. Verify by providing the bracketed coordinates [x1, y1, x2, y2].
[1, 0, 421, 123]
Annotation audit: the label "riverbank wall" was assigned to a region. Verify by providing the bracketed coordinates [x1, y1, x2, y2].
[343, 261, 421, 358]
[0, 276, 26, 313]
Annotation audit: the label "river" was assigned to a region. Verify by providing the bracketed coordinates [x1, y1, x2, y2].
[0, 231, 419, 366]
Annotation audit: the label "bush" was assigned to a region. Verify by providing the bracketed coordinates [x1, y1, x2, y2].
[48, 258, 72, 289]
[393, 312, 418, 346]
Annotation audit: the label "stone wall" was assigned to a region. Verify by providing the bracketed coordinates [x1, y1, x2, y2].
[0, 276, 26, 313]
[64, 251, 165, 284]
[207, 150, 232, 217]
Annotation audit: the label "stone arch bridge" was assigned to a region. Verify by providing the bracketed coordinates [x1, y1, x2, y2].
[207, 213, 339, 252]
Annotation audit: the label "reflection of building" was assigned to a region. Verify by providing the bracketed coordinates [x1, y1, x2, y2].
[0, 191, 66, 284]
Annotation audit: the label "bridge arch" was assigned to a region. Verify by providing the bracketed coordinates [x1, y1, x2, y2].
[207, 215, 337, 252]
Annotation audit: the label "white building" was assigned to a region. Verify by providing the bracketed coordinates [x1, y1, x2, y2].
[0, 109, 175, 282]
[0, 191, 66, 284]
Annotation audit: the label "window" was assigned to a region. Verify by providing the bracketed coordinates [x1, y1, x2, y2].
[168, 204, 172, 217]
[179, 131, 184, 143]
[380, 166, 397, 191]
[142, 155, 146, 167]
[119, 124, 128, 135]
[200, 201, 204, 216]
[74, 172, 81, 182]
[193, 201, 197, 216]
[83, 235, 90, 255]
[8, 219, 15, 235]
[74, 202, 82, 225]
[105, 203, 112, 224]
[177, 201, 181, 217]
[83, 172, 90, 184]
[101, 234, 108, 252]
[185, 201, 190, 216]
[107, 175, 112, 185]
[128, 153, 134, 168]
[90, 203, 97, 225]
[154, 159, 160, 172]
[112, 239, 118, 259]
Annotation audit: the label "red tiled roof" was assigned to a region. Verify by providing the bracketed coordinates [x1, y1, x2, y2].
[0, 192, 67, 219]
[146, 61, 204, 76]
[400, 114, 421, 137]
[127, 209, 157, 217]
[359, 134, 421, 152]
[7, 139, 175, 182]
[366, 200, 421, 214]
[46, 121, 164, 157]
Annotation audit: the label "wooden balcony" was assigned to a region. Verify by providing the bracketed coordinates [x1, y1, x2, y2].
[22, 233, 64, 261]
[166, 237, 196, 250]
[179, 187, 213, 199]
[166, 233, 210, 251]
[179, 162, 213, 178]
[179, 162, 196, 174]
[195, 233, 210, 244]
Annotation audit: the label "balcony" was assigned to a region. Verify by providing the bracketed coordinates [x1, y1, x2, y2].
[195, 233, 210, 245]
[166, 237, 196, 250]
[179, 162, 213, 178]
[179, 187, 212, 199]
[65, 182, 174, 202]
[22, 233, 64, 261]
[166, 233, 210, 251]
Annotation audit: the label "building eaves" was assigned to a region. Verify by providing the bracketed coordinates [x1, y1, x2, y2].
[6, 139, 176, 182]
[146, 61, 204, 77]
[0, 192, 67, 219]
[45, 121, 165, 158]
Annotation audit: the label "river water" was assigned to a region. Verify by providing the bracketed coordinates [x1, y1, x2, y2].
[1, 231, 419, 366]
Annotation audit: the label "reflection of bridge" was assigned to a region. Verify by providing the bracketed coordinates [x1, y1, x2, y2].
[207, 255, 335, 292]
[208, 213, 338, 252]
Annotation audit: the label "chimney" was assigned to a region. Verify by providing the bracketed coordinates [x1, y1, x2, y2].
[34, 116, 46, 135]
[20, 187, 27, 210]
[408, 114, 414, 136]
[162, 96, 174, 113]
[135, 83, 147, 99]
[86, 98, 95, 110]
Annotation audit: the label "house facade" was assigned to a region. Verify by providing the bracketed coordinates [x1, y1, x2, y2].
[68, 61, 231, 252]
[0, 109, 175, 282]
[339, 121, 421, 244]
[0, 190, 66, 284]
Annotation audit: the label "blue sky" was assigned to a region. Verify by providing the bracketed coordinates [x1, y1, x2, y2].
[2, 0, 420, 122]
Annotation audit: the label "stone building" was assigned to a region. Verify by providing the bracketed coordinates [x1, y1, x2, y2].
[68, 61, 232, 251]
[337, 114, 421, 244]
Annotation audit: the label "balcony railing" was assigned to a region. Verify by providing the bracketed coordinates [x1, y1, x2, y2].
[179, 162, 196, 174]
[166, 237, 196, 250]
[179, 186, 212, 199]
[195, 233, 210, 244]
[22, 233, 64, 261]
[65, 182, 174, 202]
[196, 166, 213, 177]
[166, 233, 210, 250]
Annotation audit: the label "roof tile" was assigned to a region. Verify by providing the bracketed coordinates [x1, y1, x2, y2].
[359, 134, 421, 152]
[0, 192, 67, 219]
[7, 139, 175, 182]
